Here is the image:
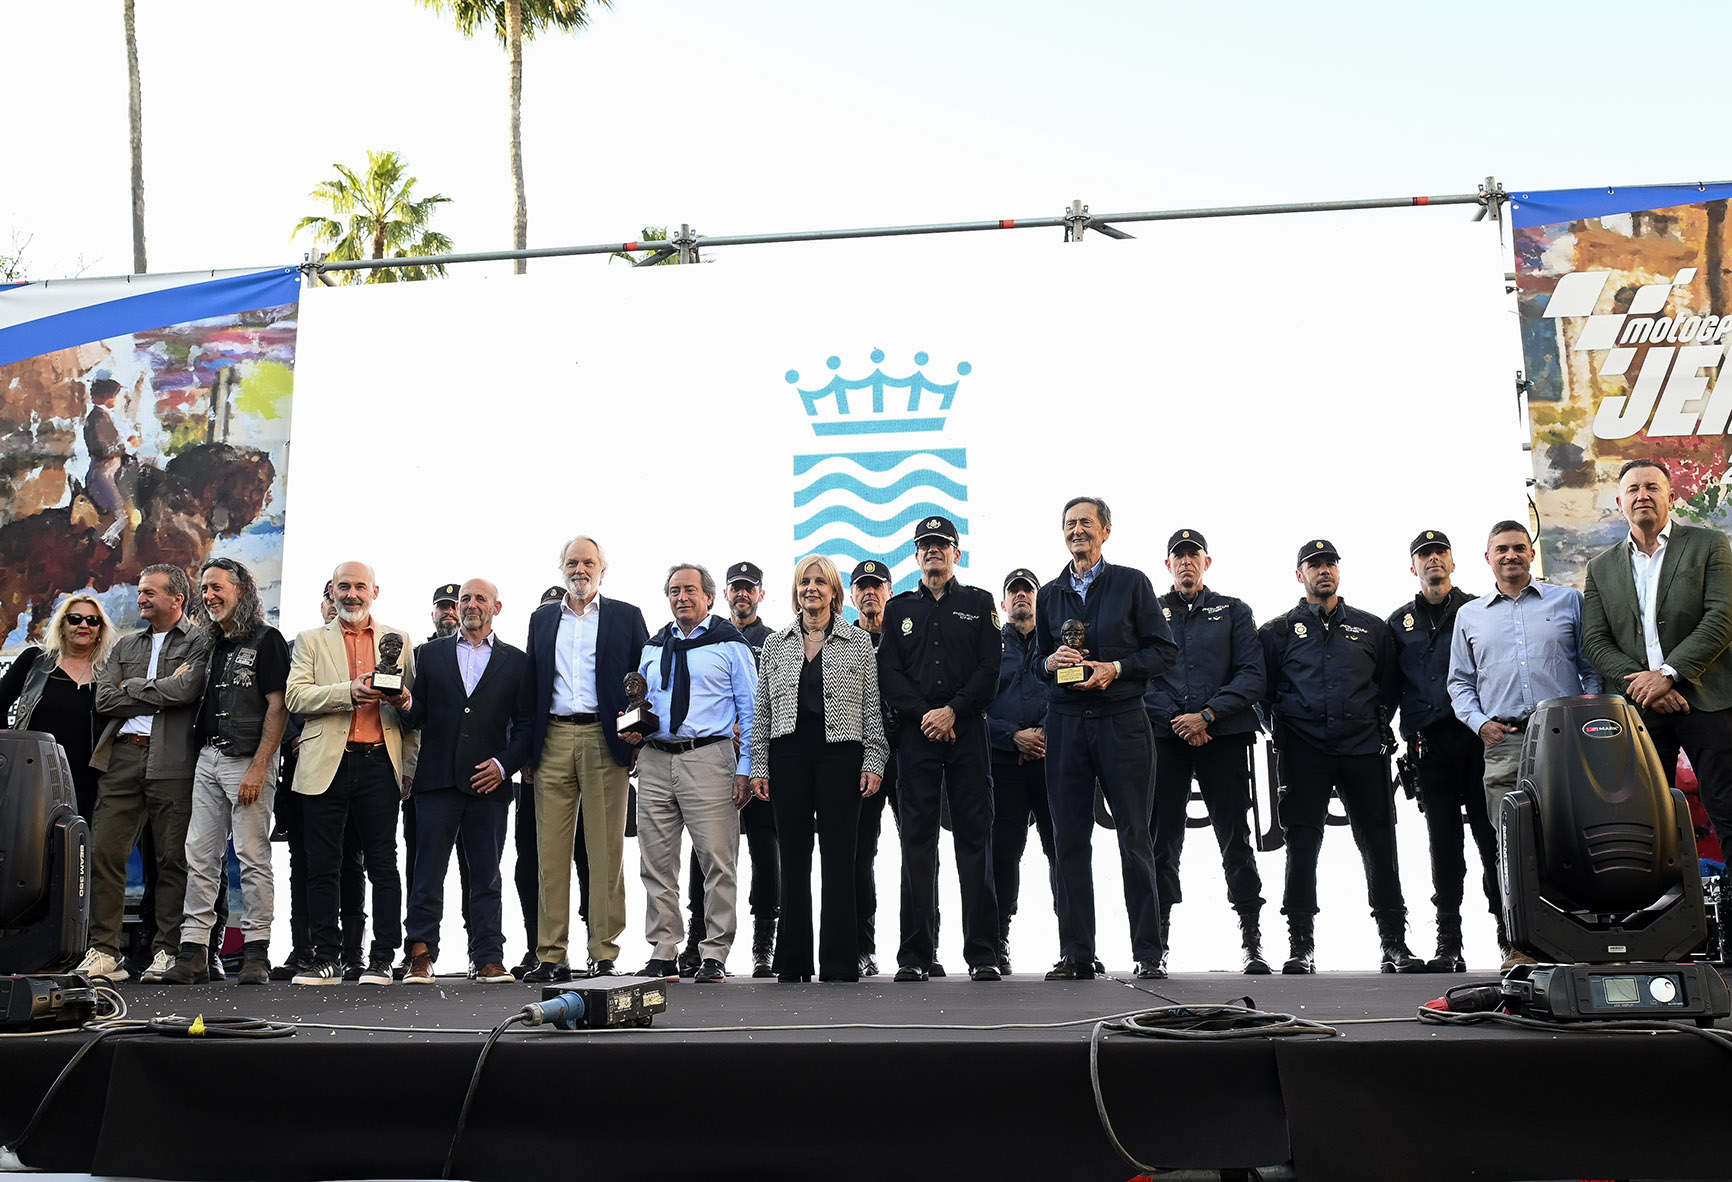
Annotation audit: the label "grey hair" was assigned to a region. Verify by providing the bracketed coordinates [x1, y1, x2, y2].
[139, 563, 193, 606]
[558, 535, 608, 573]
[200, 556, 267, 642]
[664, 563, 717, 601]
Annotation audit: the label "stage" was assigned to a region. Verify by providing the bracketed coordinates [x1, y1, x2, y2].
[3, 970, 1728, 1182]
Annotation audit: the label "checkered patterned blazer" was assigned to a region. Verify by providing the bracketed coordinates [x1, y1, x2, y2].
[750, 614, 889, 780]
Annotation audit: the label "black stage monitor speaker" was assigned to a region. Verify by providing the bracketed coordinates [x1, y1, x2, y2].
[0, 731, 90, 974]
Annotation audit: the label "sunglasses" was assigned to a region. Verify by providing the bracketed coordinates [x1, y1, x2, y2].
[64, 613, 102, 628]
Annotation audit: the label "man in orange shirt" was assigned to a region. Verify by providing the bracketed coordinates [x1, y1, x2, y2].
[285, 561, 419, 985]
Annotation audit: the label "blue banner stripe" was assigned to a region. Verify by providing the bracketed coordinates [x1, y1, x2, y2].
[793, 470, 967, 507]
[794, 503, 968, 540]
[1510, 183, 1732, 229]
[803, 537, 968, 566]
[812, 418, 946, 436]
[794, 448, 965, 475]
[0, 268, 301, 368]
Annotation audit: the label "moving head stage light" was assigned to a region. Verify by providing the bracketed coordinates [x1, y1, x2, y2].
[0, 732, 90, 975]
[1499, 694, 1730, 1024]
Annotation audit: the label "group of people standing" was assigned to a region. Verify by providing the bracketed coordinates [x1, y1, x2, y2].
[9, 460, 1729, 986]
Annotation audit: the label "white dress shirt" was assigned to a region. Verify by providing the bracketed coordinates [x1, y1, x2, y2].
[1628, 520, 1677, 678]
[552, 593, 602, 714]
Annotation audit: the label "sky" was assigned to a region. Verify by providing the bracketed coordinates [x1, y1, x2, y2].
[2, 2, 1721, 979]
[3, 0, 1722, 281]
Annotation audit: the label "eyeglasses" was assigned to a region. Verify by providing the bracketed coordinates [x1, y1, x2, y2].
[64, 613, 102, 628]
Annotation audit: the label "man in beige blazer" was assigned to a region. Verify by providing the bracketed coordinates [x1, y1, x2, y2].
[1584, 459, 1732, 870]
[285, 560, 419, 985]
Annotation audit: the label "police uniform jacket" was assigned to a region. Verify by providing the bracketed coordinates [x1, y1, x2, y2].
[1385, 587, 1476, 738]
[876, 578, 1002, 729]
[988, 623, 1046, 762]
[1142, 587, 1263, 737]
[1257, 598, 1398, 757]
[1034, 560, 1177, 717]
[737, 617, 772, 665]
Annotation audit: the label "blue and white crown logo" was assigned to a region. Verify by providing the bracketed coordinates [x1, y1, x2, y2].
[788, 350, 973, 598]
[785, 349, 972, 437]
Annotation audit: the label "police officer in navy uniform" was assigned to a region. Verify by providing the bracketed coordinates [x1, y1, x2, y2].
[877, 516, 1004, 982]
[1258, 539, 1422, 974]
[1144, 530, 1269, 975]
[1034, 496, 1177, 980]
[677, 561, 780, 977]
[987, 567, 1055, 975]
[1385, 530, 1499, 973]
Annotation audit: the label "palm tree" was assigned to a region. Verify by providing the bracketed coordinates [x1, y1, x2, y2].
[124, 0, 145, 273]
[292, 150, 454, 284]
[417, 0, 611, 274]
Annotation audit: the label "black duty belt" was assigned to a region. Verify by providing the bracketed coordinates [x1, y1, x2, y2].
[644, 735, 730, 755]
[549, 712, 600, 725]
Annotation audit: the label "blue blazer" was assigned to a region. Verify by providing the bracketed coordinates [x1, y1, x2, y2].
[524, 595, 650, 768]
[403, 634, 534, 795]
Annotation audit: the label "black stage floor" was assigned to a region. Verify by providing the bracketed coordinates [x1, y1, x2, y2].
[4, 970, 1730, 1182]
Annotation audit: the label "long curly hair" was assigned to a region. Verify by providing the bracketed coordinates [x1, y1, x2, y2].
[198, 557, 266, 642]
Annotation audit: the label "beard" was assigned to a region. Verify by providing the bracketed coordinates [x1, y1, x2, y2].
[338, 605, 369, 626]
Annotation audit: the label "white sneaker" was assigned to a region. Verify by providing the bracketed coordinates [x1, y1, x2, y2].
[139, 948, 174, 982]
[76, 948, 128, 982]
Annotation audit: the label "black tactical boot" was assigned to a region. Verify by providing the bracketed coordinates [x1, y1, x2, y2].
[1282, 922, 1316, 975]
[751, 916, 776, 979]
[678, 919, 703, 977]
[1427, 912, 1466, 973]
[1239, 911, 1272, 975]
[1377, 918, 1426, 973]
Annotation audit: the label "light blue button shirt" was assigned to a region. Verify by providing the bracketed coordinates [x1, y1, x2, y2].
[1448, 579, 1604, 735]
[635, 616, 758, 776]
[1068, 555, 1105, 602]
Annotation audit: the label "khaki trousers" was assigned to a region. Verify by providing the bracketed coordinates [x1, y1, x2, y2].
[636, 740, 740, 963]
[1481, 731, 1524, 827]
[535, 720, 629, 964]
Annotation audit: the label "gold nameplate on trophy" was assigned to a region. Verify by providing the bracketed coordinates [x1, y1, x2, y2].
[1055, 665, 1086, 685]
[1056, 618, 1088, 688]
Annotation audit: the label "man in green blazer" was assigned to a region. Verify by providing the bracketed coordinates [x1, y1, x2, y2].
[1583, 459, 1732, 859]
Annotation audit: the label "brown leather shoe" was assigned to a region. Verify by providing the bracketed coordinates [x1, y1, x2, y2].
[404, 949, 437, 984]
[475, 962, 515, 983]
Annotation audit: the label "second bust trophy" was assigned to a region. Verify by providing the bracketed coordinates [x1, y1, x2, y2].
[618, 671, 660, 735]
[372, 632, 406, 695]
[1056, 619, 1087, 686]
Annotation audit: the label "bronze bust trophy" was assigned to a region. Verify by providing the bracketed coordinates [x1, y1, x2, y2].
[1057, 618, 1087, 687]
[373, 633, 405, 695]
[618, 670, 660, 735]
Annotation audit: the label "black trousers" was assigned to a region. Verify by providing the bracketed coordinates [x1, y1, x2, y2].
[1277, 733, 1406, 925]
[405, 788, 510, 966]
[304, 748, 403, 963]
[404, 794, 472, 948]
[1413, 721, 1498, 919]
[686, 795, 779, 942]
[896, 718, 997, 970]
[989, 758, 1055, 939]
[278, 782, 367, 960]
[1647, 704, 1732, 867]
[770, 731, 863, 979]
[1046, 708, 1163, 962]
[1150, 733, 1264, 915]
[513, 777, 586, 955]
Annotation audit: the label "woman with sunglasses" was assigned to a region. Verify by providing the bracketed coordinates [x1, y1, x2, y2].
[0, 595, 118, 820]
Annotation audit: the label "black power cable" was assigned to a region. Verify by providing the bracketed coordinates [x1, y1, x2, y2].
[441, 1010, 527, 1180]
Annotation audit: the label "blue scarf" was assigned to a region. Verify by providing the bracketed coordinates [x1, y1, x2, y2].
[644, 615, 748, 733]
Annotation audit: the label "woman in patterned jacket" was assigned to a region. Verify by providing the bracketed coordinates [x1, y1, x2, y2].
[749, 555, 889, 982]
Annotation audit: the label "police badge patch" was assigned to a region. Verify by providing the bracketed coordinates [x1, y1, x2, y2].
[991, 612, 1001, 629]
[1293, 621, 1308, 639]
[1162, 606, 1172, 620]
[901, 617, 913, 635]
[1402, 612, 1415, 631]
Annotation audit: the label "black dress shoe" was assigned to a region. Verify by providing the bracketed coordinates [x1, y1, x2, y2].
[694, 958, 726, 983]
[635, 959, 679, 980]
[589, 959, 622, 977]
[927, 961, 946, 978]
[968, 964, 1001, 982]
[523, 961, 571, 984]
[892, 965, 928, 982]
[1044, 957, 1096, 981]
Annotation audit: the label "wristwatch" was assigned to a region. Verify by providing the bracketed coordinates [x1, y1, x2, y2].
[1201, 707, 1216, 725]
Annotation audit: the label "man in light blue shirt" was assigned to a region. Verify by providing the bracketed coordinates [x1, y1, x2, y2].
[1448, 519, 1603, 820]
[618, 563, 757, 984]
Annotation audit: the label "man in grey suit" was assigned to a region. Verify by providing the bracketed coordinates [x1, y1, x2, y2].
[1584, 459, 1732, 859]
